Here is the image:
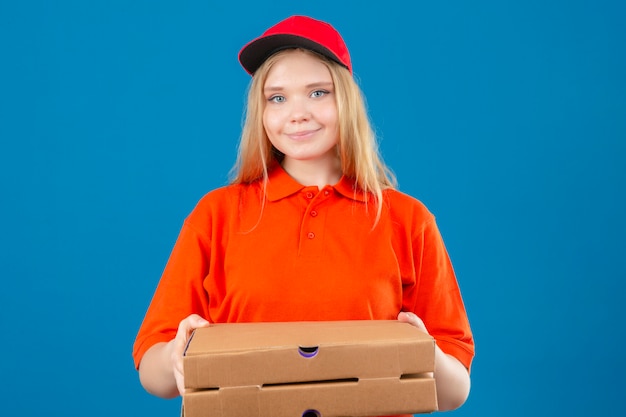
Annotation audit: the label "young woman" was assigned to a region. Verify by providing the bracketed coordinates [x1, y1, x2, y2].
[133, 15, 474, 413]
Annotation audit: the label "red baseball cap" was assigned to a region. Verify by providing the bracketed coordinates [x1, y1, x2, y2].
[238, 15, 352, 75]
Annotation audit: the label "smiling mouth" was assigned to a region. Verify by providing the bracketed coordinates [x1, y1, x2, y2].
[287, 129, 319, 140]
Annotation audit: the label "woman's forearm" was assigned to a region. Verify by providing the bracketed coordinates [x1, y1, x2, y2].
[138, 342, 179, 399]
[433, 346, 471, 411]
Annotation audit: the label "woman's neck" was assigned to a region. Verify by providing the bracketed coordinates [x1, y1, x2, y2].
[281, 156, 342, 189]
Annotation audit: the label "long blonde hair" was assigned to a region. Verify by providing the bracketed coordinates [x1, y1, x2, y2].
[230, 48, 396, 223]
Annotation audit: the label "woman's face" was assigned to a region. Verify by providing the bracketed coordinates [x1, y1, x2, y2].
[262, 49, 339, 168]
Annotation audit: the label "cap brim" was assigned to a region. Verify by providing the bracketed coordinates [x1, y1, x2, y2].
[239, 34, 346, 75]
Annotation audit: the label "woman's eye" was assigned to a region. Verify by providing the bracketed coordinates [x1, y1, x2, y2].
[268, 95, 285, 103]
[311, 90, 329, 98]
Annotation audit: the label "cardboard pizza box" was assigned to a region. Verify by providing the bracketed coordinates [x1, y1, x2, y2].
[182, 320, 437, 417]
[183, 320, 435, 389]
[183, 375, 437, 417]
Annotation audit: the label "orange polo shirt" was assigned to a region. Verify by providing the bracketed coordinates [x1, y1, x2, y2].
[133, 166, 474, 377]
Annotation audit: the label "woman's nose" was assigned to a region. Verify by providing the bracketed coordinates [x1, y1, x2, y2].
[289, 98, 311, 122]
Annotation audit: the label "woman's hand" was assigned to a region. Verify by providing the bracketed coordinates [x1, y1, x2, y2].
[397, 311, 429, 334]
[396, 310, 470, 410]
[138, 314, 210, 398]
[169, 314, 211, 395]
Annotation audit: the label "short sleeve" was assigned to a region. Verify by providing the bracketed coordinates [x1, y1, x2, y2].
[403, 217, 475, 370]
[132, 219, 212, 369]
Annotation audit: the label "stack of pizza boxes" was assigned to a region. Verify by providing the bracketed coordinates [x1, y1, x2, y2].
[182, 320, 437, 417]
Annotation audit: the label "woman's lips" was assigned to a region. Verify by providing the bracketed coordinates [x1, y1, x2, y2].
[286, 128, 319, 140]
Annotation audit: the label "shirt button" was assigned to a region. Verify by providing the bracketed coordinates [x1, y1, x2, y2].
[306, 192, 314, 199]
[323, 190, 330, 196]
[307, 232, 315, 239]
[310, 210, 318, 217]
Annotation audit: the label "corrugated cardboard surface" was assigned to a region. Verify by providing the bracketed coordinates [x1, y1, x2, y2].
[182, 320, 437, 417]
[183, 320, 435, 389]
[183, 376, 437, 417]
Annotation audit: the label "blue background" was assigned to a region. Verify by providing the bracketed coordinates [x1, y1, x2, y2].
[1, 1, 624, 416]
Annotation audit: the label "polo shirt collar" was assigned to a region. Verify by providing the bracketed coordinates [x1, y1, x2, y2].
[333, 175, 368, 202]
[266, 166, 305, 201]
[265, 165, 368, 202]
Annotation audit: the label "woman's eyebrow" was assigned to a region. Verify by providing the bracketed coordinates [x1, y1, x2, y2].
[305, 81, 334, 89]
[264, 81, 334, 93]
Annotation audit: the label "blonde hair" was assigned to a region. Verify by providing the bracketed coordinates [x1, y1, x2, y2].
[230, 48, 396, 223]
